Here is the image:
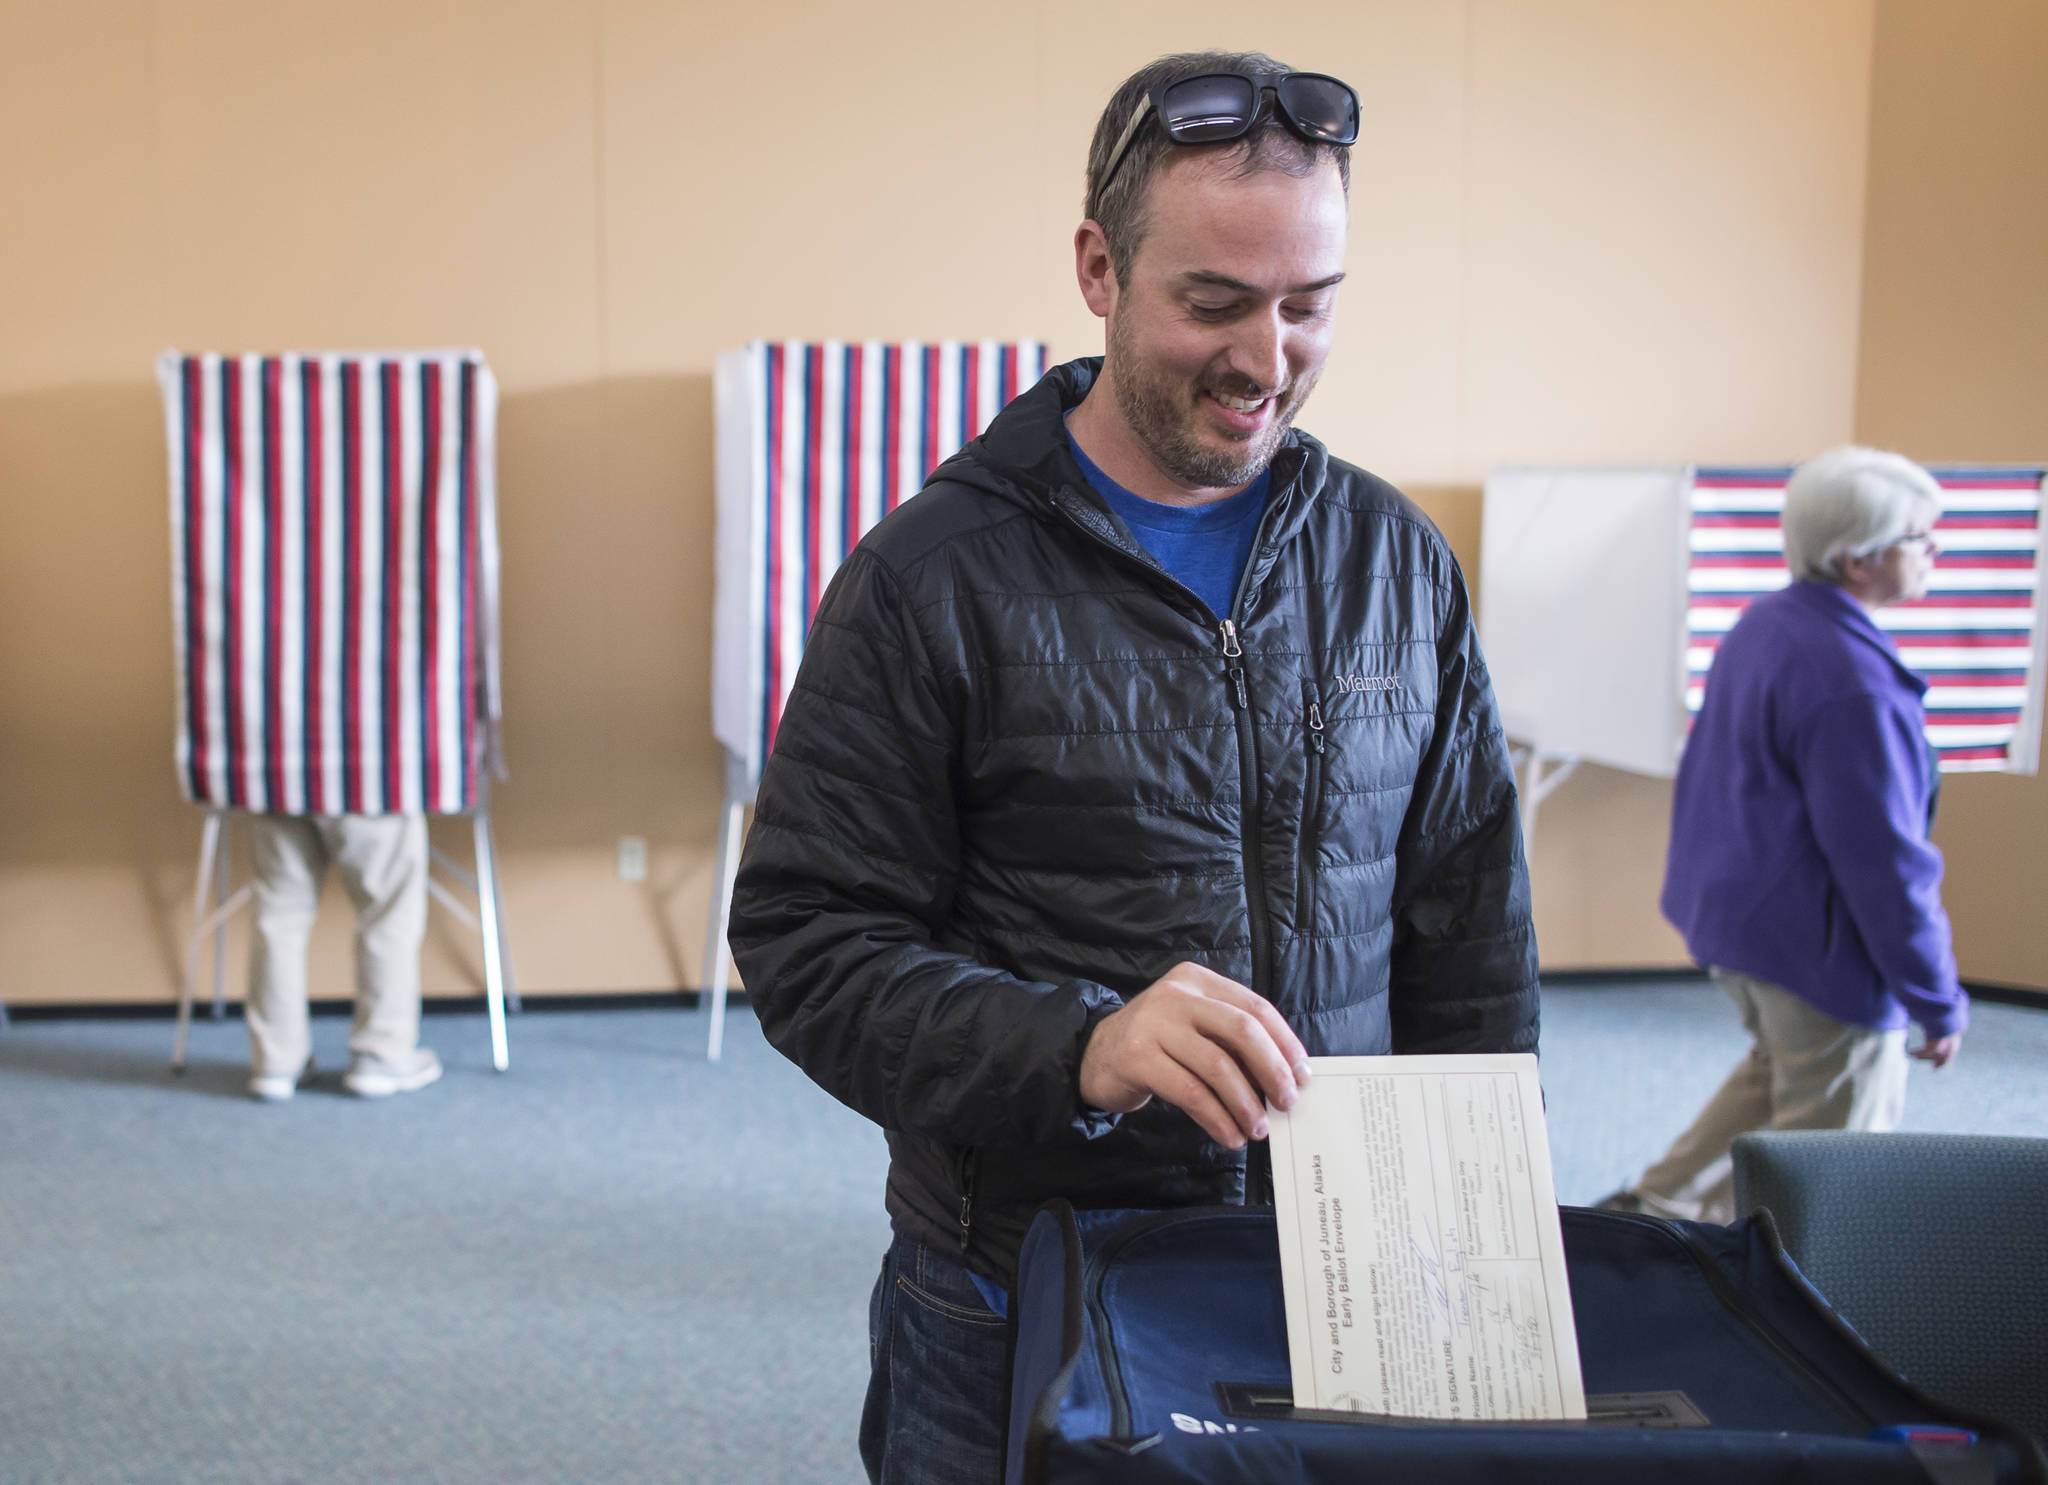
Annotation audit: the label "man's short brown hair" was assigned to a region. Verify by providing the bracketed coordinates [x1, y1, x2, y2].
[1083, 51, 1353, 284]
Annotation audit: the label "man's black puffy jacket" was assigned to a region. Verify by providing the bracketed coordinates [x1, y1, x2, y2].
[729, 358, 1538, 1280]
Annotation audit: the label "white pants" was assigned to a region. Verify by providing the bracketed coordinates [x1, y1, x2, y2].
[1632, 968, 1909, 1224]
[245, 814, 428, 1076]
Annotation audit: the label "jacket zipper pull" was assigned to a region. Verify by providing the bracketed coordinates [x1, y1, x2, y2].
[1220, 620, 1249, 710]
[1308, 697, 1326, 754]
[957, 1151, 977, 1252]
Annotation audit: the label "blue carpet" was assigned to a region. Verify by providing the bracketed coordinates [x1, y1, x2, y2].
[0, 1004, 889, 1485]
[1, 982, 2042, 1482]
[1538, 979, 2048, 1203]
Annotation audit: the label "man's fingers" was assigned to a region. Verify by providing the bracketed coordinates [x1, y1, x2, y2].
[1147, 1048, 1260, 1149]
[1171, 966, 1310, 1097]
[1161, 1032, 1270, 1145]
[1180, 998, 1302, 1111]
[1081, 963, 1313, 1141]
[1243, 998, 1311, 1095]
[1236, 990, 1312, 1079]
[1172, 963, 1311, 1078]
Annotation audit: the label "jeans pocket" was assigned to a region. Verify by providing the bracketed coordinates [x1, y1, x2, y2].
[897, 1242, 1005, 1329]
[876, 1241, 1012, 1484]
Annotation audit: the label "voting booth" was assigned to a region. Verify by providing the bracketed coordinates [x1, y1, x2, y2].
[702, 339, 1048, 1058]
[158, 350, 515, 1071]
[1478, 465, 2047, 835]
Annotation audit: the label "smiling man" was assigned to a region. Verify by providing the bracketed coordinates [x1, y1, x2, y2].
[729, 51, 1539, 1484]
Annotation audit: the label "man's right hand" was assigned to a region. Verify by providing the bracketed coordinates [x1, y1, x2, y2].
[1078, 962, 1311, 1149]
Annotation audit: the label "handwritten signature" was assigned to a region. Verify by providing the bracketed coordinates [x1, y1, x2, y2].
[1468, 1275, 1547, 1366]
[1408, 1223, 1471, 1333]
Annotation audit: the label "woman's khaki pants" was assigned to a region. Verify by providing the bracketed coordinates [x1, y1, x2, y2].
[1631, 968, 1909, 1224]
[244, 814, 428, 1077]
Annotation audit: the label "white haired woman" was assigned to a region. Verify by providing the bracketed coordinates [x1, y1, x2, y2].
[1601, 446, 1967, 1224]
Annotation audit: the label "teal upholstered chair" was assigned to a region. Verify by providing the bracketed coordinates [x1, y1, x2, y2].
[1732, 1130, 2048, 1444]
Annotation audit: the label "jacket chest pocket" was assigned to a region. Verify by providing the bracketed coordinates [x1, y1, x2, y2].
[1299, 678, 1327, 932]
[1299, 668, 1433, 927]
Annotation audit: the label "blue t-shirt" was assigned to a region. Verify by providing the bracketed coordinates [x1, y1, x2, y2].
[1067, 428, 1270, 621]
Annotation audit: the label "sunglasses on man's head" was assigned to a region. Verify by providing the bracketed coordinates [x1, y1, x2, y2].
[1097, 69, 1362, 198]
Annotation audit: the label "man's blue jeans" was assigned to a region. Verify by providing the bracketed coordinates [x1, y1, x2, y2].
[861, 1233, 1011, 1484]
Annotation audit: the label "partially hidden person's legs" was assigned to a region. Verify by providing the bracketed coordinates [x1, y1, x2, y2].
[326, 813, 437, 1097]
[1616, 968, 1776, 1222]
[245, 815, 330, 1100]
[859, 1233, 1011, 1485]
[1749, 973, 1909, 1135]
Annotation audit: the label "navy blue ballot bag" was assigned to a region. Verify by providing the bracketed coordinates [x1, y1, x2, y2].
[1003, 1203, 2043, 1485]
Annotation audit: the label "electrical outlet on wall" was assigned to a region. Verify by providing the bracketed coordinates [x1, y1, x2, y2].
[616, 836, 648, 882]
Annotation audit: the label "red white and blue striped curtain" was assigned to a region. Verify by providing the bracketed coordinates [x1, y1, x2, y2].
[711, 339, 1049, 784]
[158, 351, 503, 815]
[1687, 466, 2046, 772]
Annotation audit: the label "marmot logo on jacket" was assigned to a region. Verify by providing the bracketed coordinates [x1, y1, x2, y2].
[1333, 674, 1402, 695]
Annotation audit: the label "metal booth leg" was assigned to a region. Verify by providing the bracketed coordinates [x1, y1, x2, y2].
[1517, 749, 1583, 864]
[473, 808, 510, 1073]
[427, 803, 516, 1071]
[493, 860, 521, 1016]
[702, 788, 747, 1063]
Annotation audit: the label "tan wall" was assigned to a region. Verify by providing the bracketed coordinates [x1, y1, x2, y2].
[0, 0, 1881, 1003]
[1854, 0, 2048, 990]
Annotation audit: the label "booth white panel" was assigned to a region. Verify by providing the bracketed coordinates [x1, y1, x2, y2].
[711, 345, 765, 781]
[1479, 466, 1692, 777]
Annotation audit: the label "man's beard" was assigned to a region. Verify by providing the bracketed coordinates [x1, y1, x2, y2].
[1106, 313, 1318, 490]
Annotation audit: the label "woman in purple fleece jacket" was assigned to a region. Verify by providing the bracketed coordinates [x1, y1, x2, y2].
[1603, 446, 1968, 1224]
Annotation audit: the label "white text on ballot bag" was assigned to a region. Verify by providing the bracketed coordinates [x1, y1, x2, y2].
[1267, 1054, 1587, 1421]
